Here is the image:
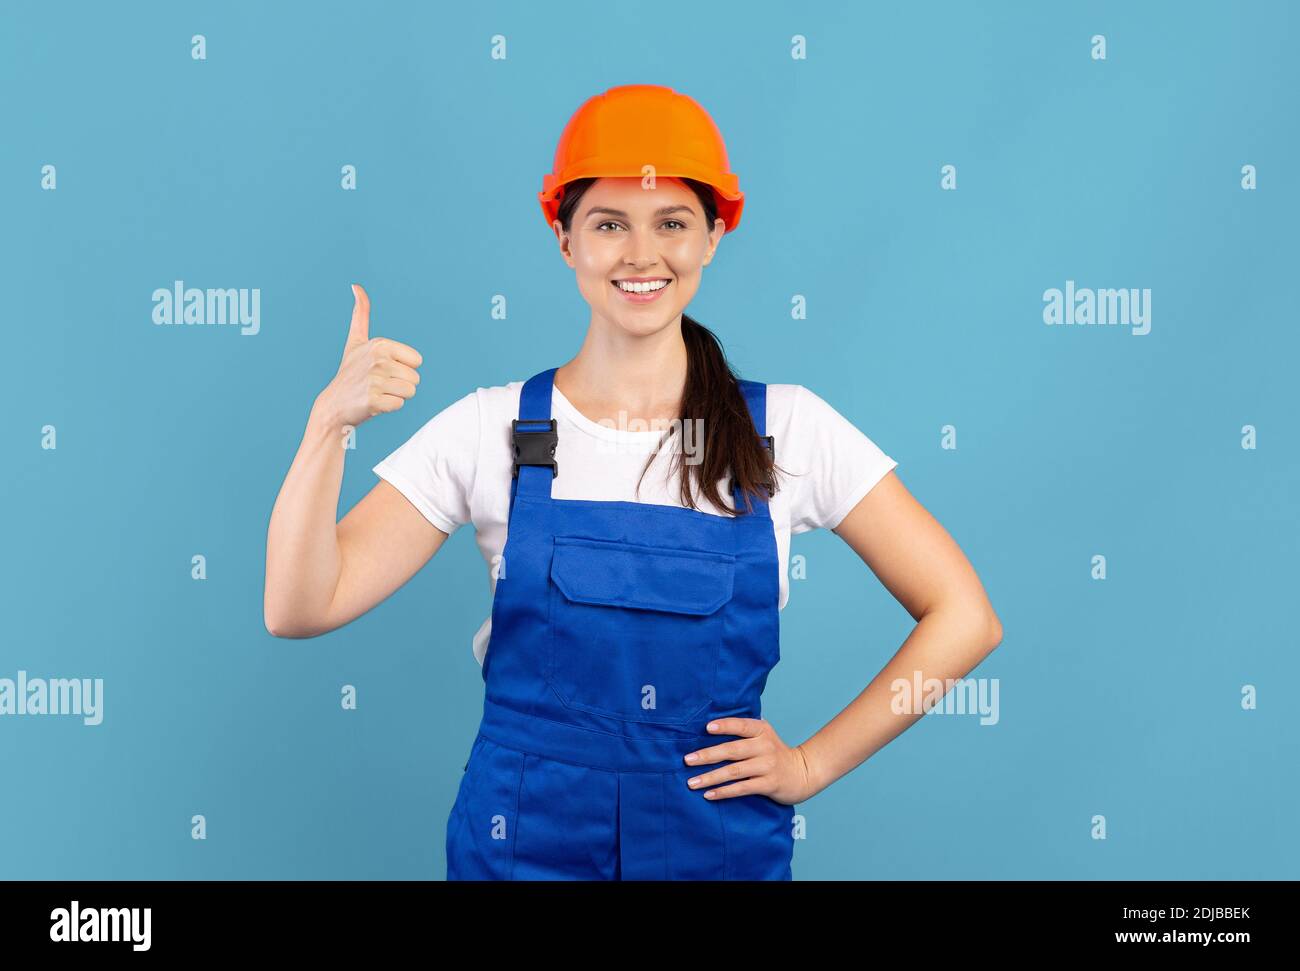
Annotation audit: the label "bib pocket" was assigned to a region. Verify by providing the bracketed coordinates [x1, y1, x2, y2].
[547, 535, 736, 725]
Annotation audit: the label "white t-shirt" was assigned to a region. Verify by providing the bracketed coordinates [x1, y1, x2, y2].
[372, 380, 898, 666]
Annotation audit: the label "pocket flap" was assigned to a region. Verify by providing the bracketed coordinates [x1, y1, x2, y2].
[550, 536, 736, 616]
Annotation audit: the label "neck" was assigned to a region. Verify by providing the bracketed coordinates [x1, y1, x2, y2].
[555, 316, 689, 424]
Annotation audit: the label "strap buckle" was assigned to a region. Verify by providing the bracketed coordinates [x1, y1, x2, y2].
[511, 418, 558, 479]
[730, 435, 776, 498]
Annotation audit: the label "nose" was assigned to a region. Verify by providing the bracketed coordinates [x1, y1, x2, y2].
[624, 224, 660, 268]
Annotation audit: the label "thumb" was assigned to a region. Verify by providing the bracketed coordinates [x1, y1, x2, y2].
[346, 283, 370, 348]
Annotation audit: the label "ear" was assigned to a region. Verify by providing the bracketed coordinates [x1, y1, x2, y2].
[701, 216, 726, 267]
[553, 218, 576, 268]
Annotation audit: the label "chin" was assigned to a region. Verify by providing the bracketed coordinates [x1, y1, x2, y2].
[611, 312, 679, 338]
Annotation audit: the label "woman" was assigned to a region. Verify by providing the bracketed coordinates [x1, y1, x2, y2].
[264, 84, 1002, 880]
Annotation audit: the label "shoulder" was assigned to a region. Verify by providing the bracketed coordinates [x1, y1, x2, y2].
[751, 383, 811, 440]
[468, 380, 524, 416]
[761, 382, 867, 431]
[758, 381, 893, 464]
[462, 380, 529, 441]
[406, 377, 543, 438]
[734, 381, 800, 424]
[761, 383, 803, 416]
[756, 382, 897, 533]
[420, 380, 523, 425]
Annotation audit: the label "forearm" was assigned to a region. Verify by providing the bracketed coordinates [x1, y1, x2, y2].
[796, 602, 999, 797]
[263, 396, 350, 637]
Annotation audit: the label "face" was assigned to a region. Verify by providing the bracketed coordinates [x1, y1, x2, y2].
[553, 177, 725, 338]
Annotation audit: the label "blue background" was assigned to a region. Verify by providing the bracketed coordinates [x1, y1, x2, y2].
[1, 0, 1296, 879]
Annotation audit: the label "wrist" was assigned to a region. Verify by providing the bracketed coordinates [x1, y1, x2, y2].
[307, 394, 351, 446]
[309, 392, 346, 434]
[794, 742, 826, 799]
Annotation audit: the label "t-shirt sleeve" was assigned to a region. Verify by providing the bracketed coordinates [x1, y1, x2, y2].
[371, 390, 480, 536]
[787, 384, 897, 534]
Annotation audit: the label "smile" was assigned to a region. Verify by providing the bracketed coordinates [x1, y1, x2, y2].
[612, 279, 671, 303]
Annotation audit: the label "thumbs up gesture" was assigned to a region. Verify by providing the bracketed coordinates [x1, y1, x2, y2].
[317, 284, 423, 428]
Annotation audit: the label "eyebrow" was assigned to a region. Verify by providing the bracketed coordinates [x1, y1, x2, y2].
[584, 205, 696, 219]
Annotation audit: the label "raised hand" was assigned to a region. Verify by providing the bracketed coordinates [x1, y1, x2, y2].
[317, 284, 424, 428]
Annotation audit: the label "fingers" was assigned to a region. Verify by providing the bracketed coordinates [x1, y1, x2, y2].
[696, 778, 768, 800]
[340, 283, 424, 424]
[687, 756, 775, 799]
[377, 376, 418, 401]
[347, 283, 370, 348]
[383, 360, 421, 387]
[369, 393, 408, 416]
[374, 338, 423, 369]
[363, 346, 421, 419]
[683, 717, 776, 797]
[684, 735, 763, 767]
[706, 717, 764, 737]
[344, 285, 423, 368]
[683, 718, 764, 765]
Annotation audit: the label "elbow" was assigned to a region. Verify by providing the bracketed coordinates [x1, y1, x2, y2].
[924, 598, 1002, 656]
[265, 616, 311, 639]
[264, 601, 329, 640]
[984, 607, 1003, 652]
[264, 599, 309, 640]
[263, 590, 285, 638]
[262, 610, 315, 642]
[264, 577, 326, 639]
[264, 608, 290, 639]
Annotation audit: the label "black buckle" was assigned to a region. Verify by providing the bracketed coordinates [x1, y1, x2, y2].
[759, 435, 775, 495]
[512, 418, 558, 478]
[730, 435, 775, 498]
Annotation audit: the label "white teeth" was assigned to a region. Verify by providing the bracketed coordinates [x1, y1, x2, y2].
[616, 279, 669, 293]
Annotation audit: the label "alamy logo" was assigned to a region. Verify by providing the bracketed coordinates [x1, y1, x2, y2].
[1043, 279, 1151, 335]
[891, 671, 1000, 725]
[152, 280, 261, 335]
[591, 415, 705, 465]
[49, 901, 151, 951]
[0, 670, 103, 725]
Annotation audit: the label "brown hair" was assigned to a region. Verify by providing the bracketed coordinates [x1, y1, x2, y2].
[554, 176, 781, 515]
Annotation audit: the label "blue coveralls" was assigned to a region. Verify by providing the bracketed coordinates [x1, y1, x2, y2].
[445, 366, 794, 880]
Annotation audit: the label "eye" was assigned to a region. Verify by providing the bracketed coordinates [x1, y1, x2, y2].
[595, 220, 688, 232]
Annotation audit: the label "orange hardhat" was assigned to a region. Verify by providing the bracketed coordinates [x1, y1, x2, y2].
[539, 84, 745, 234]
